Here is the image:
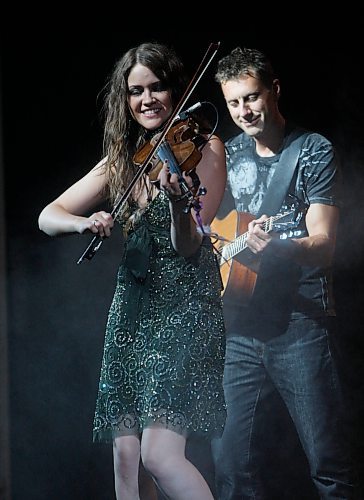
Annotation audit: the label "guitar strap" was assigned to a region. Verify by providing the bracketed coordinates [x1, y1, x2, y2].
[257, 127, 310, 217]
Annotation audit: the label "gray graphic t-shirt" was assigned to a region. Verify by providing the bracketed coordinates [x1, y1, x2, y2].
[222, 128, 342, 338]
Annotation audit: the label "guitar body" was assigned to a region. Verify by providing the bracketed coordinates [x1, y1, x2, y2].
[211, 205, 303, 301]
[211, 211, 258, 301]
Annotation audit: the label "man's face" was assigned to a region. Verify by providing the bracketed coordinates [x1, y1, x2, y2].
[221, 75, 279, 138]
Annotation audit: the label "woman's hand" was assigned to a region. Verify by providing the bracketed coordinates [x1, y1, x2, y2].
[82, 211, 114, 238]
[158, 160, 196, 202]
[158, 160, 202, 257]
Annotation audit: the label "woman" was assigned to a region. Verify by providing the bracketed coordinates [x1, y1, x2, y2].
[38, 42, 226, 499]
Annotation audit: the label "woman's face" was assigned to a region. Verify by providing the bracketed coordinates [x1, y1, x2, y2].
[127, 63, 173, 131]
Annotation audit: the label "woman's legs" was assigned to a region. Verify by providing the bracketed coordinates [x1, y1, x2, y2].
[141, 427, 214, 500]
[113, 434, 158, 500]
[139, 461, 159, 500]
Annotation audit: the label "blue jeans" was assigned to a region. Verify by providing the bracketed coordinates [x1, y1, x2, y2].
[214, 317, 354, 499]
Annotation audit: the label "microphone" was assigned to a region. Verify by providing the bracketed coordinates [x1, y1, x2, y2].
[174, 102, 202, 121]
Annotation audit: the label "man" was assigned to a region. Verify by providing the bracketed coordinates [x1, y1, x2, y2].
[213, 47, 355, 499]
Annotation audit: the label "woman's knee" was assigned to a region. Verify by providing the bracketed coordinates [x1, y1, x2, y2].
[113, 435, 141, 467]
[140, 427, 187, 478]
[140, 445, 165, 478]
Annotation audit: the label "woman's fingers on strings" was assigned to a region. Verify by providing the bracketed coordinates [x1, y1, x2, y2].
[159, 161, 182, 197]
[159, 161, 201, 199]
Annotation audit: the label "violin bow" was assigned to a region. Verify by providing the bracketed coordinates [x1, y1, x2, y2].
[77, 41, 220, 264]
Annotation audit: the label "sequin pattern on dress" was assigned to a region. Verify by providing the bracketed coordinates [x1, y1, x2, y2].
[93, 192, 226, 442]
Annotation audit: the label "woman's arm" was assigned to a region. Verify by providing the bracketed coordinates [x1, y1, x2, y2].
[38, 159, 114, 238]
[193, 136, 227, 226]
[159, 135, 227, 257]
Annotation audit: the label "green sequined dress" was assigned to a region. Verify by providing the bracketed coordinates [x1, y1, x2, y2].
[93, 191, 226, 442]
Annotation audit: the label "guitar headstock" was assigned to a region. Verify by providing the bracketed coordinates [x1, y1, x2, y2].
[273, 204, 306, 232]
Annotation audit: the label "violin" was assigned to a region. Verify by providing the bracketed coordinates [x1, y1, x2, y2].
[132, 116, 203, 182]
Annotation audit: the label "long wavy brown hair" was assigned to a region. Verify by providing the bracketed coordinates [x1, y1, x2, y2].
[101, 42, 189, 218]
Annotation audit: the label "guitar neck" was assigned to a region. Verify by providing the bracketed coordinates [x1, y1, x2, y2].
[221, 215, 277, 262]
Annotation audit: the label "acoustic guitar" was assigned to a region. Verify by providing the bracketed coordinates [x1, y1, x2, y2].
[210, 207, 303, 300]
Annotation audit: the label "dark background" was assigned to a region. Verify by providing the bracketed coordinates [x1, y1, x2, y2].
[2, 20, 364, 500]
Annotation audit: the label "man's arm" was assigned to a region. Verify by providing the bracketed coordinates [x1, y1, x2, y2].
[247, 203, 339, 268]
